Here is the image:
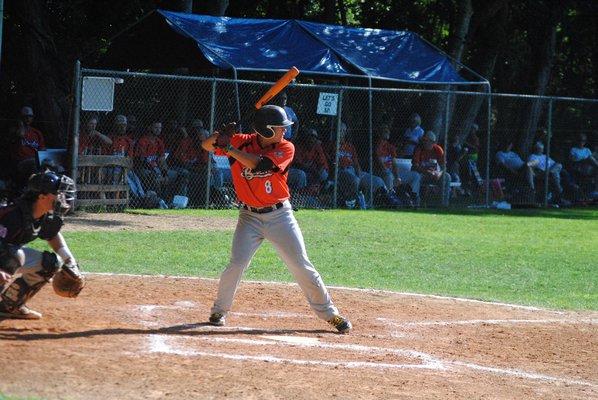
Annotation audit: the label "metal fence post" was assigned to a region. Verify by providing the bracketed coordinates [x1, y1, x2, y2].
[70, 60, 82, 181]
[544, 98, 553, 208]
[332, 89, 344, 209]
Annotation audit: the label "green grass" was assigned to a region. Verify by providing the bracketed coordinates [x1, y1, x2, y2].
[29, 207, 598, 311]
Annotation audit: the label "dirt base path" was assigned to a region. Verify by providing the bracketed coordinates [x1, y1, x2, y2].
[1, 274, 597, 400]
[1, 213, 597, 399]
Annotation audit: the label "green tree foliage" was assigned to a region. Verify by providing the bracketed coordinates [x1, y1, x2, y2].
[1, 0, 596, 148]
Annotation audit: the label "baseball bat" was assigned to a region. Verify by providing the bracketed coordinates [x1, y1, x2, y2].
[237, 66, 300, 131]
[254, 66, 300, 109]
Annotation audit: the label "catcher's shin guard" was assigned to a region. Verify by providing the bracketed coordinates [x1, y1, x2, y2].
[0, 277, 46, 312]
[0, 251, 59, 312]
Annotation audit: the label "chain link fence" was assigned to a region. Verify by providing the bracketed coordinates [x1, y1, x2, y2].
[71, 66, 598, 211]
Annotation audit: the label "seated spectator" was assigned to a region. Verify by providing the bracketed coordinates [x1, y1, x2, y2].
[108, 115, 135, 156]
[446, 135, 467, 196]
[189, 119, 210, 140]
[14, 106, 46, 189]
[78, 113, 112, 155]
[171, 122, 224, 206]
[294, 128, 329, 188]
[325, 122, 385, 207]
[461, 123, 482, 195]
[401, 113, 424, 158]
[103, 114, 146, 204]
[568, 132, 598, 198]
[528, 141, 570, 206]
[495, 139, 536, 192]
[162, 118, 187, 155]
[375, 124, 421, 205]
[126, 114, 140, 139]
[135, 121, 189, 205]
[412, 131, 451, 207]
[274, 91, 300, 142]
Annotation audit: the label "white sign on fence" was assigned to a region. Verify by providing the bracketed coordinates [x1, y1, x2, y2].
[81, 77, 116, 111]
[316, 92, 339, 116]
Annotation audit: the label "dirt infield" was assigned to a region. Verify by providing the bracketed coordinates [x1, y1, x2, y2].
[1, 213, 597, 399]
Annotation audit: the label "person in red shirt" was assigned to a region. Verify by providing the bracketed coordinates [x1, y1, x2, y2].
[15, 106, 45, 163]
[294, 128, 329, 186]
[135, 121, 188, 205]
[171, 120, 222, 206]
[375, 124, 402, 191]
[412, 130, 451, 206]
[13, 106, 47, 191]
[325, 122, 385, 208]
[78, 114, 112, 155]
[201, 105, 352, 333]
[108, 115, 135, 157]
[324, 123, 361, 207]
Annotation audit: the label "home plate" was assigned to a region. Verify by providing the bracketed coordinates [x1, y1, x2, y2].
[260, 335, 321, 345]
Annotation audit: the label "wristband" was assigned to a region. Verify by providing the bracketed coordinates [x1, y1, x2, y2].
[57, 246, 74, 263]
[225, 143, 235, 153]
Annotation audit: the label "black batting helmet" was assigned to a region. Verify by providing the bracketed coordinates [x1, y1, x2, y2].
[252, 105, 293, 139]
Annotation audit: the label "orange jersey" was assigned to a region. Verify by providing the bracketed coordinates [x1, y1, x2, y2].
[376, 140, 397, 169]
[16, 127, 45, 161]
[110, 134, 135, 157]
[215, 133, 293, 207]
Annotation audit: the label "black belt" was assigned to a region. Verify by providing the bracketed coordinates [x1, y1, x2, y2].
[242, 202, 284, 214]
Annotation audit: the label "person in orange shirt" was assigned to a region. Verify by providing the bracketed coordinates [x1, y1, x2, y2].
[78, 114, 112, 155]
[412, 130, 451, 206]
[108, 115, 135, 157]
[325, 122, 385, 208]
[171, 120, 223, 206]
[201, 105, 352, 333]
[294, 128, 329, 186]
[135, 121, 188, 205]
[15, 106, 46, 163]
[14, 106, 46, 190]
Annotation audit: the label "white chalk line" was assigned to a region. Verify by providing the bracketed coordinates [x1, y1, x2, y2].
[97, 271, 597, 390]
[87, 272, 575, 313]
[147, 333, 598, 389]
[148, 335, 445, 370]
[377, 317, 598, 327]
[130, 302, 598, 390]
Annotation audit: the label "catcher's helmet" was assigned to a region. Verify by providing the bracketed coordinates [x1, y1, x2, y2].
[27, 172, 76, 215]
[252, 105, 293, 139]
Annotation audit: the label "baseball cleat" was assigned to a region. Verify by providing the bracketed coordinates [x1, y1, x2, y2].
[208, 312, 225, 326]
[0, 303, 42, 320]
[328, 315, 352, 333]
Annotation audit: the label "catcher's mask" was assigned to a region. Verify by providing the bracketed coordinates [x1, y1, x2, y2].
[27, 172, 76, 216]
[252, 105, 293, 139]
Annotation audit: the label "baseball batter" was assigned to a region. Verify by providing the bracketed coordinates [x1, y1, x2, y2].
[201, 105, 352, 333]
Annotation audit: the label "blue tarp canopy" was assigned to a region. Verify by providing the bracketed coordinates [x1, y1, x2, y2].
[157, 10, 482, 85]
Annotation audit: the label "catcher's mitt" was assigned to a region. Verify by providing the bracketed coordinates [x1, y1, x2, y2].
[53, 263, 85, 298]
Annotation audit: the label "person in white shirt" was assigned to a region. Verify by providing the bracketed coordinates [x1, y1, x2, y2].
[568, 133, 598, 197]
[495, 140, 535, 191]
[528, 141, 567, 204]
[401, 113, 424, 157]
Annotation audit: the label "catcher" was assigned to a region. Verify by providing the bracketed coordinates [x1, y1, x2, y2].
[0, 171, 85, 319]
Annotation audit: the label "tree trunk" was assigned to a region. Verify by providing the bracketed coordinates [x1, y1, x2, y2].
[338, 0, 347, 26]
[322, 0, 337, 24]
[198, 0, 229, 16]
[429, 0, 474, 137]
[7, 1, 70, 147]
[520, 17, 559, 155]
[448, 0, 474, 62]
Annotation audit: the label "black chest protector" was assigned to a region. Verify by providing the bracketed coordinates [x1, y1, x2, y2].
[18, 200, 63, 243]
